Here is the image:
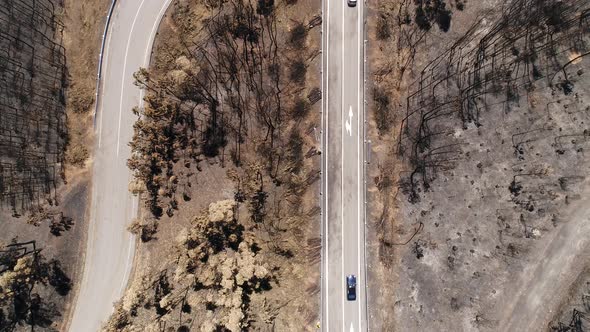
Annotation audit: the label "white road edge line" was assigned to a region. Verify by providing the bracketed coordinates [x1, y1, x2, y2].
[116, 0, 173, 297]
[325, 0, 330, 329]
[114, 0, 145, 298]
[116, 0, 146, 157]
[341, 1, 345, 330]
[140, 0, 172, 98]
[119, 195, 137, 295]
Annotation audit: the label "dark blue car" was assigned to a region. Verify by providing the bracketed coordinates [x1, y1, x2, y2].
[346, 275, 356, 301]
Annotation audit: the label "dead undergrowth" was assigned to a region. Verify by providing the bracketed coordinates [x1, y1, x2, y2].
[106, 0, 322, 330]
[367, 0, 590, 330]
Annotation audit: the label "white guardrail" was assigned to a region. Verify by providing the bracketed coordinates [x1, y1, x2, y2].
[93, 0, 117, 128]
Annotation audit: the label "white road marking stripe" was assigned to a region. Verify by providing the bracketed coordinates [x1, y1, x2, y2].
[340, 0, 345, 329]
[117, 0, 173, 296]
[325, 0, 330, 329]
[346, 106, 353, 136]
[116, 0, 147, 157]
[140, 0, 173, 102]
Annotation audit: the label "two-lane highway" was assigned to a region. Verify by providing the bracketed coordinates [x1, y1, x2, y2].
[68, 1, 172, 331]
[321, 0, 367, 330]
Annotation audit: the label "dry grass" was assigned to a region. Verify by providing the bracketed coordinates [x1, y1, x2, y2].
[0, 0, 108, 330]
[107, 0, 322, 330]
[61, 0, 110, 175]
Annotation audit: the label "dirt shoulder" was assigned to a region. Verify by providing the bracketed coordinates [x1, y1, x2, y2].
[55, 0, 111, 328]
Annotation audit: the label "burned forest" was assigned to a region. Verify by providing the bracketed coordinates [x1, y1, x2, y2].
[128, 0, 322, 219]
[0, 0, 67, 214]
[116, 0, 321, 330]
[396, 0, 590, 204]
[0, 1, 72, 331]
[0, 0, 111, 330]
[368, 0, 590, 330]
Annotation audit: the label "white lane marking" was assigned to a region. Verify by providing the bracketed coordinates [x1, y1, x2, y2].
[356, 1, 362, 330]
[325, 0, 331, 328]
[350, 322, 355, 332]
[119, 221, 135, 293]
[140, 0, 173, 104]
[345, 106, 353, 136]
[116, 0, 147, 157]
[116, 0, 173, 298]
[119, 194, 139, 295]
[114, 0, 146, 296]
[340, 0, 345, 330]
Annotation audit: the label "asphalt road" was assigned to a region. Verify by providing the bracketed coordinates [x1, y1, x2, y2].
[68, 1, 172, 331]
[321, 0, 367, 331]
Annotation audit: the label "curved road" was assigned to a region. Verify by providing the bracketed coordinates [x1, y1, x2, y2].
[69, 1, 172, 331]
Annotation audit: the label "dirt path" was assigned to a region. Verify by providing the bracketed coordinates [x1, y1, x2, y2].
[497, 188, 590, 331]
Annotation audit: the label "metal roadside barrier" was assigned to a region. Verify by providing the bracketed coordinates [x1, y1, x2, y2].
[93, 0, 117, 128]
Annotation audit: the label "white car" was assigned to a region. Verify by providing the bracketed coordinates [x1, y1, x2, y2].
[347, 0, 357, 7]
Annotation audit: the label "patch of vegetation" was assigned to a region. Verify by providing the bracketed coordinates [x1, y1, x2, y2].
[105, 201, 272, 332]
[65, 144, 89, 168]
[0, 240, 72, 331]
[289, 22, 307, 48]
[414, 0, 453, 32]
